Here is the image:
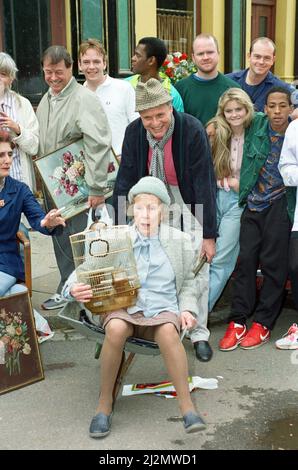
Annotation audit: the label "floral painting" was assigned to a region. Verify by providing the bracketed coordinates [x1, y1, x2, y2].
[51, 150, 88, 198]
[0, 292, 44, 395]
[0, 309, 31, 375]
[35, 139, 118, 220]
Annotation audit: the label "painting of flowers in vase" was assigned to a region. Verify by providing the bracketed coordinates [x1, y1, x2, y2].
[0, 292, 44, 395]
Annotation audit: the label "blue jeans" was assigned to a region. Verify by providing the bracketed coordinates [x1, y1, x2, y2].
[0, 271, 27, 297]
[208, 189, 243, 312]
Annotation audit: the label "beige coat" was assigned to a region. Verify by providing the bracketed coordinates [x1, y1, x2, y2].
[36, 77, 112, 196]
[130, 223, 198, 315]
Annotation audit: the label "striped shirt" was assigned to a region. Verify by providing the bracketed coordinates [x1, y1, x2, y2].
[0, 92, 23, 182]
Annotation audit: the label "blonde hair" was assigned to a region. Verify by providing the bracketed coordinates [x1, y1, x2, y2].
[208, 88, 254, 179]
[78, 38, 107, 63]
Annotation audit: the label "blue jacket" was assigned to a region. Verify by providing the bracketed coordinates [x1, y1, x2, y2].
[0, 176, 52, 281]
[225, 69, 294, 112]
[113, 109, 217, 239]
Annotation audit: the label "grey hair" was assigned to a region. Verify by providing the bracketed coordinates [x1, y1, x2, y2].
[42, 45, 73, 68]
[0, 52, 18, 80]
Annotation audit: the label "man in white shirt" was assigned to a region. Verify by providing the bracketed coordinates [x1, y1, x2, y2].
[78, 38, 138, 157]
[276, 119, 298, 350]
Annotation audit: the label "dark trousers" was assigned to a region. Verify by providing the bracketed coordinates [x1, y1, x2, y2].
[44, 190, 87, 293]
[229, 195, 290, 330]
[289, 232, 298, 310]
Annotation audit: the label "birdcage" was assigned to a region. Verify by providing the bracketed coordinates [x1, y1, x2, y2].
[70, 225, 140, 315]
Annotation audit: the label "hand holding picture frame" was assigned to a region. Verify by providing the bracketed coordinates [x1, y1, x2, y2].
[34, 139, 119, 220]
[0, 291, 44, 395]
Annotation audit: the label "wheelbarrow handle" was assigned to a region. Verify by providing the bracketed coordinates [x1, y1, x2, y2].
[193, 254, 207, 277]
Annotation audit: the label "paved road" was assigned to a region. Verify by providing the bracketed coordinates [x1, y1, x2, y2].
[1, 308, 297, 450]
[1, 232, 297, 450]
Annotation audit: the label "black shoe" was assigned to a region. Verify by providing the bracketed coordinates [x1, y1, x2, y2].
[89, 412, 112, 438]
[194, 340, 213, 362]
[183, 411, 206, 433]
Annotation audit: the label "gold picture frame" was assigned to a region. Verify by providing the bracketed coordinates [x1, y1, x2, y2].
[0, 291, 44, 395]
[34, 139, 119, 220]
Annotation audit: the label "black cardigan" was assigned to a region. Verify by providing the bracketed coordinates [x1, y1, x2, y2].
[113, 109, 217, 239]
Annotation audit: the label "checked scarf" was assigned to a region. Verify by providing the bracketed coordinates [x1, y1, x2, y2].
[146, 114, 175, 192]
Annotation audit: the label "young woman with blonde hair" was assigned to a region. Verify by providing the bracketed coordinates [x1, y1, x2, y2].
[206, 88, 254, 312]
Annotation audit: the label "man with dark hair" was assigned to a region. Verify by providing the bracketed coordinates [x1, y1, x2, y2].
[226, 37, 296, 114]
[175, 34, 239, 126]
[126, 37, 184, 112]
[113, 78, 217, 361]
[219, 86, 296, 351]
[36, 45, 112, 310]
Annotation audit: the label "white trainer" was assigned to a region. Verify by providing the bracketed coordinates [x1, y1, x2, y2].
[275, 323, 298, 350]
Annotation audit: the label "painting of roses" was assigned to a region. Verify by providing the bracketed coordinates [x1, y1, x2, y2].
[0, 292, 44, 395]
[35, 139, 119, 220]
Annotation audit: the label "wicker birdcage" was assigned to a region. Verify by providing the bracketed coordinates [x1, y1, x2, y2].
[70, 225, 140, 315]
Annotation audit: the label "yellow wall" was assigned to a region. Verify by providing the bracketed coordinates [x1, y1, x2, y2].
[275, 0, 296, 82]
[245, 0, 252, 67]
[135, 0, 157, 42]
[200, 0, 225, 71]
[65, 0, 72, 52]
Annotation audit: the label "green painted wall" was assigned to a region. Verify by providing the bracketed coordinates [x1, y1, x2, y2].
[117, 0, 130, 70]
[231, 0, 243, 70]
[81, 0, 103, 40]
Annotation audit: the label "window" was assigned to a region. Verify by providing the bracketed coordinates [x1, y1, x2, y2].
[70, 0, 135, 79]
[2, 0, 51, 106]
[157, 0, 196, 56]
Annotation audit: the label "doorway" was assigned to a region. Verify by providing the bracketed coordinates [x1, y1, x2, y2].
[251, 0, 276, 41]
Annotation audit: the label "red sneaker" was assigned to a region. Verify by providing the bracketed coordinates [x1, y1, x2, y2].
[219, 322, 247, 351]
[240, 322, 270, 349]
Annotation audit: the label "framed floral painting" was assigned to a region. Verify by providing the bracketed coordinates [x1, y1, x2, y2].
[0, 291, 44, 395]
[34, 139, 119, 220]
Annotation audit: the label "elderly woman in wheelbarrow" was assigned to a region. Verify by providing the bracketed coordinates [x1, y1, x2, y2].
[66, 176, 206, 437]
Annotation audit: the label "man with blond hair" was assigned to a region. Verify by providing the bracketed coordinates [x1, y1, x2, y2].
[78, 38, 138, 157]
[175, 34, 239, 125]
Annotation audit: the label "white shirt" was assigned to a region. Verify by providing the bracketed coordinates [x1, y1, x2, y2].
[279, 119, 298, 231]
[84, 75, 138, 155]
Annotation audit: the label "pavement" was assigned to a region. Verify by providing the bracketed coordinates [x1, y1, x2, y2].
[1, 231, 298, 450]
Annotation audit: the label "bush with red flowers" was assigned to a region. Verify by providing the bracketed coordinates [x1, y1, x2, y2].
[160, 52, 196, 84]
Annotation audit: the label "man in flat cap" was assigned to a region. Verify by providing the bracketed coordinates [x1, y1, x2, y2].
[113, 78, 217, 361]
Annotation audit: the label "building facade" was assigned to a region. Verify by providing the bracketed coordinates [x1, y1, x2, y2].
[0, 0, 297, 105]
